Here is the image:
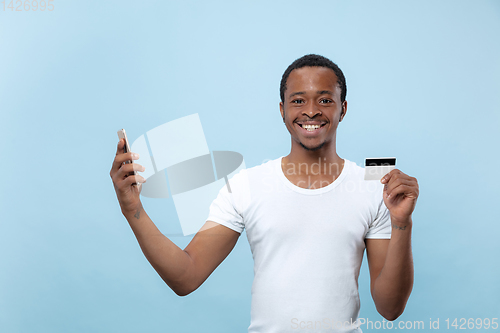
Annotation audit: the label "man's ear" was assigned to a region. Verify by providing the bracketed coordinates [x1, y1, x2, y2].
[280, 102, 285, 122]
[339, 101, 347, 122]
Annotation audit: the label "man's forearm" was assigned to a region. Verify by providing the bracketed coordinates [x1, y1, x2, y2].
[123, 203, 194, 296]
[372, 217, 414, 320]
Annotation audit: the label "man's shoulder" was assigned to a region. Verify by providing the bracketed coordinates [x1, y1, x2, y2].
[226, 156, 279, 188]
[234, 156, 279, 178]
[344, 159, 385, 195]
[345, 159, 365, 178]
[248, 156, 279, 174]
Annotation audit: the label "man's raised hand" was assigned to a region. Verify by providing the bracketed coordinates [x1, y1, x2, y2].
[380, 169, 419, 226]
[110, 138, 147, 216]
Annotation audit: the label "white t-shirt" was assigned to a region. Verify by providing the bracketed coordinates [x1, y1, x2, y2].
[206, 156, 391, 333]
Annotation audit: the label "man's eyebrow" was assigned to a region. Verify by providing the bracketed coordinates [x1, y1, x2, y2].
[288, 91, 305, 98]
[288, 90, 334, 99]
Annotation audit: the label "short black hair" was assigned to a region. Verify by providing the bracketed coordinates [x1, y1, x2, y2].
[280, 54, 347, 104]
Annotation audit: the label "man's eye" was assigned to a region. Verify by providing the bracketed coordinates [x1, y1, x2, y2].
[292, 100, 304, 104]
[320, 99, 332, 104]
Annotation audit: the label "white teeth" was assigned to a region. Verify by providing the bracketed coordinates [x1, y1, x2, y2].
[301, 124, 321, 131]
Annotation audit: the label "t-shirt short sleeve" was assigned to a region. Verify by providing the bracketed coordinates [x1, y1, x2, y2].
[206, 177, 245, 234]
[365, 199, 392, 239]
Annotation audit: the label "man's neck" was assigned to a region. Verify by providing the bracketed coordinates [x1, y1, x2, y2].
[282, 150, 344, 178]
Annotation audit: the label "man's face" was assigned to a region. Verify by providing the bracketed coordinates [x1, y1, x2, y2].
[280, 66, 347, 152]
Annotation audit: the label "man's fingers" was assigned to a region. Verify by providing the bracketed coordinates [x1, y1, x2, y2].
[381, 169, 417, 185]
[385, 182, 419, 200]
[114, 139, 140, 168]
[122, 174, 147, 187]
[114, 171, 147, 191]
[385, 177, 416, 193]
[380, 168, 402, 184]
[110, 144, 141, 176]
[116, 138, 125, 156]
[114, 161, 146, 180]
[111, 139, 127, 176]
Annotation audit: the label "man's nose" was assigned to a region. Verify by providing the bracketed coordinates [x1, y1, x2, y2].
[303, 103, 322, 117]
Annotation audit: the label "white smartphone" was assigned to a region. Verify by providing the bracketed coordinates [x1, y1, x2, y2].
[117, 129, 138, 185]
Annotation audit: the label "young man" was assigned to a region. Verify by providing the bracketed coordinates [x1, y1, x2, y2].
[110, 54, 418, 332]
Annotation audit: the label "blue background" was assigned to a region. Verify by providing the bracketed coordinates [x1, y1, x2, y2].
[1, 0, 499, 332]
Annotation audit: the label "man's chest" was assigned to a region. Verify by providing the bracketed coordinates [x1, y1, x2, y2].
[243, 191, 373, 254]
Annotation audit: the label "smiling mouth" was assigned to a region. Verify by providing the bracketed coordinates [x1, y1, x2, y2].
[297, 123, 326, 132]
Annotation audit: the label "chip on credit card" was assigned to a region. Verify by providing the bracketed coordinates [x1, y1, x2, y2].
[364, 157, 396, 181]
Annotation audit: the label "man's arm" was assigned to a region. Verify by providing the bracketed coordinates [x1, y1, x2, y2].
[366, 227, 413, 320]
[125, 205, 240, 296]
[111, 138, 240, 296]
[366, 169, 418, 320]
